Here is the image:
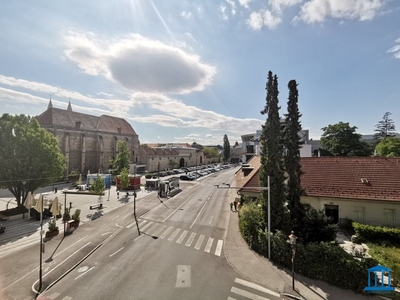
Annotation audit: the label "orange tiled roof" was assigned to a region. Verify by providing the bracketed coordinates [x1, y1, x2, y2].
[235, 156, 261, 193]
[239, 156, 400, 201]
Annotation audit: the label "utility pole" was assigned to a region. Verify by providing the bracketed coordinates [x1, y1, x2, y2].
[133, 164, 140, 235]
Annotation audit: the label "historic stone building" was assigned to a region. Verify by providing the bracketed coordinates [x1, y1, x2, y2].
[37, 101, 141, 177]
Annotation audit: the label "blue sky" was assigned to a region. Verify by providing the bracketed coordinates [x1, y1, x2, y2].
[0, 0, 399, 146]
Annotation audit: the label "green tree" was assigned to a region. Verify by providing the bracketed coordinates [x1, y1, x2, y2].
[374, 112, 396, 142]
[119, 167, 130, 191]
[168, 158, 178, 169]
[112, 141, 131, 175]
[202, 147, 219, 158]
[90, 174, 105, 194]
[375, 137, 400, 157]
[0, 114, 65, 206]
[320, 122, 372, 156]
[259, 72, 287, 231]
[283, 80, 304, 230]
[223, 134, 230, 162]
[191, 142, 203, 151]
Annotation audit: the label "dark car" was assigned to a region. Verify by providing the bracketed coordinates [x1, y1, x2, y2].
[180, 175, 193, 181]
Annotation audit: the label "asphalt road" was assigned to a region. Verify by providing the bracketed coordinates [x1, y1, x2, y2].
[1, 168, 281, 300]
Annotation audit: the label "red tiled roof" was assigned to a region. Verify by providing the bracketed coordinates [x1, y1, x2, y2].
[301, 157, 400, 201]
[239, 156, 400, 202]
[235, 156, 261, 193]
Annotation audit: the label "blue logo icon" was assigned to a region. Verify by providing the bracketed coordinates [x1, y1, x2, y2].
[364, 265, 395, 294]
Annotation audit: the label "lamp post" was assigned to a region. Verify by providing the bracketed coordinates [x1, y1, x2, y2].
[133, 164, 140, 235]
[21, 180, 27, 219]
[107, 169, 112, 201]
[289, 231, 297, 290]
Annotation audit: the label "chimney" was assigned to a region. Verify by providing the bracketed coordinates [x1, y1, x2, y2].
[318, 149, 321, 157]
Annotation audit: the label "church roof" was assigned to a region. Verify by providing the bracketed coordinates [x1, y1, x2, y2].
[37, 107, 136, 135]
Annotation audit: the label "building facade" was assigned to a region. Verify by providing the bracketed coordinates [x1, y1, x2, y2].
[37, 101, 141, 177]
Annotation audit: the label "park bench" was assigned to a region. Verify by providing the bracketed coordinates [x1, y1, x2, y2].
[90, 203, 103, 210]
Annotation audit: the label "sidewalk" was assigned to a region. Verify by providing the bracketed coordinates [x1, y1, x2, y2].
[223, 200, 377, 300]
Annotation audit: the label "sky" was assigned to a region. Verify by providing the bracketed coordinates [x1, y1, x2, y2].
[0, 0, 399, 146]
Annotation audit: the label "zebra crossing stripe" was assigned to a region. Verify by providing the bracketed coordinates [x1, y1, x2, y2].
[176, 230, 188, 244]
[160, 226, 173, 239]
[234, 278, 280, 297]
[140, 221, 153, 232]
[204, 237, 214, 253]
[231, 286, 271, 300]
[194, 235, 205, 250]
[146, 223, 162, 236]
[127, 219, 145, 229]
[168, 228, 181, 241]
[215, 240, 223, 256]
[152, 224, 167, 237]
[227, 297, 237, 300]
[185, 232, 196, 247]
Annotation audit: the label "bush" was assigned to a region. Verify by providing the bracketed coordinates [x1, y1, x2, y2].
[63, 208, 71, 222]
[145, 173, 153, 179]
[0, 205, 28, 216]
[238, 202, 264, 245]
[353, 222, 400, 245]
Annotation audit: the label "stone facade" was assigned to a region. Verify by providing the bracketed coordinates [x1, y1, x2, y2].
[37, 101, 141, 177]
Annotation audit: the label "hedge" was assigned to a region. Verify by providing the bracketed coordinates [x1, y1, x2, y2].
[353, 222, 400, 245]
[0, 205, 28, 217]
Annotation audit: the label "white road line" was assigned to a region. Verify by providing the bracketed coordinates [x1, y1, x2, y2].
[190, 200, 208, 229]
[163, 193, 197, 222]
[160, 226, 173, 239]
[140, 221, 153, 232]
[152, 224, 167, 237]
[231, 286, 270, 300]
[47, 292, 60, 299]
[112, 215, 119, 220]
[147, 223, 162, 236]
[101, 232, 113, 236]
[185, 232, 196, 247]
[234, 278, 280, 298]
[109, 247, 124, 257]
[115, 223, 122, 228]
[204, 237, 214, 253]
[168, 228, 181, 241]
[75, 266, 95, 280]
[122, 214, 130, 220]
[126, 220, 139, 229]
[227, 297, 237, 300]
[61, 296, 72, 300]
[194, 235, 205, 250]
[176, 230, 188, 244]
[215, 240, 223, 257]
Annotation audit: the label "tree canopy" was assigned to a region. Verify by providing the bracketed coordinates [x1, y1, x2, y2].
[374, 112, 396, 142]
[320, 122, 372, 156]
[223, 134, 230, 162]
[112, 141, 131, 175]
[119, 167, 130, 191]
[202, 147, 219, 158]
[0, 114, 65, 206]
[375, 137, 400, 157]
[90, 174, 105, 194]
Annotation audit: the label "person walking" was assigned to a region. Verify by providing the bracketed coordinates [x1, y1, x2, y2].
[117, 191, 119, 199]
[229, 202, 233, 211]
[233, 200, 238, 211]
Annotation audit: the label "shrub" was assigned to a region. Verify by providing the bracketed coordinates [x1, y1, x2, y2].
[1, 205, 28, 216]
[47, 217, 59, 232]
[63, 208, 71, 222]
[353, 222, 400, 245]
[238, 202, 264, 245]
[72, 209, 81, 222]
[145, 173, 153, 179]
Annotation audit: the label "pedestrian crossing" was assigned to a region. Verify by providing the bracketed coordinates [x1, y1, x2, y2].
[128, 220, 224, 257]
[227, 278, 281, 300]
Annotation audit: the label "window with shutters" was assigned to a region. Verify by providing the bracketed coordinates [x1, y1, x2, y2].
[383, 209, 396, 227]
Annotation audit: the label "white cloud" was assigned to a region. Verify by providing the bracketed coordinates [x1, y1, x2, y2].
[298, 0, 386, 23]
[387, 38, 400, 59]
[239, 0, 252, 8]
[181, 11, 192, 19]
[247, 10, 282, 30]
[205, 134, 213, 138]
[270, 0, 303, 13]
[64, 31, 216, 95]
[220, 5, 229, 20]
[226, 0, 237, 15]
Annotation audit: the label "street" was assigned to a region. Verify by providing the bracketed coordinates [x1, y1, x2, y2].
[1, 168, 281, 300]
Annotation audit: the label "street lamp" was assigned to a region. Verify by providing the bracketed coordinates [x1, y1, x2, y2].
[289, 231, 297, 290]
[107, 169, 112, 201]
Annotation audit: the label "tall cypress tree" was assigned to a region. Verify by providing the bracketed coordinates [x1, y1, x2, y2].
[223, 134, 230, 162]
[259, 72, 286, 231]
[283, 80, 304, 230]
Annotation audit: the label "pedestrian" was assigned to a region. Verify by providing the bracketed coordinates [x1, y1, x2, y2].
[229, 202, 233, 211]
[233, 200, 238, 211]
[117, 191, 119, 199]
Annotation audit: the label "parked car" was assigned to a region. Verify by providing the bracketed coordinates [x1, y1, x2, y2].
[180, 175, 193, 181]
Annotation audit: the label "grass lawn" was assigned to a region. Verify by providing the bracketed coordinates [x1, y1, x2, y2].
[367, 243, 400, 291]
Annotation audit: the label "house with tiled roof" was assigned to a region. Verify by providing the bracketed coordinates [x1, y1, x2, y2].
[235, 156, 400, 228]
[37, 100, 142, 177]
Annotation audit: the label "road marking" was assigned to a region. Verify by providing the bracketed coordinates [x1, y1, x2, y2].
[163, 193, 197, 222]
[176, 265, 191, 288]
[75, 266, 94, 280]
[234, 278, 280, 297]
[204, 237, 213, 253]
[227, 297, 237, 300]
[122, 214, 130, 220]
[112, 215, 119, 220]
[190, 200, 208, 229]
[115, 223, 122, 228]
[168, 228, 181, 241]
[61, 296, 72, 300]
[231, 286, 270, 300]
[185, 232, 196, 247]
[152, 224, 167, 237]
[209, 215, 215, 224]
[160, 226, 173, 239]
[126, 219, 141, 229]
[146, 223, 161, 235]
[176, 230, 188, 244]
[215, 240, 223, 256]
[194, 235, 205, 250]
[109, 247, 124, 257]
[101, 232, 113, 236]
[140, 221, 153, 232]
[47, 292, 60, 299]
